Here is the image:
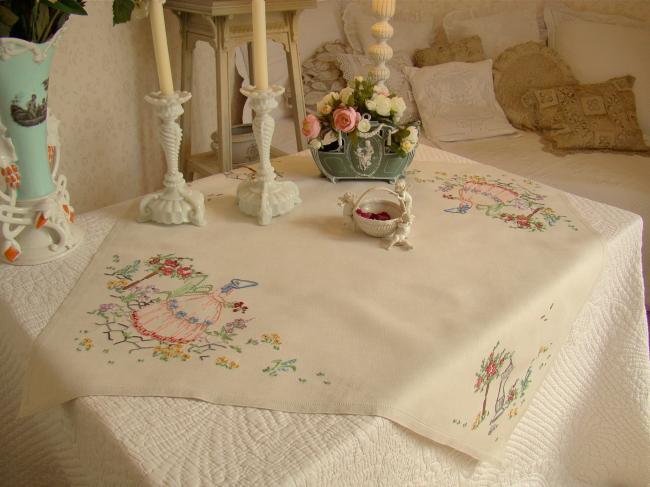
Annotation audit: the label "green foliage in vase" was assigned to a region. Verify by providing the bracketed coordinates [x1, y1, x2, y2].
[0, 0, 87, 43]
[112, 0, 138, 25]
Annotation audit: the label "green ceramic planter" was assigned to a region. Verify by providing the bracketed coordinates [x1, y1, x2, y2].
[0, 31, 63, 201]
[310, 123, 416, 183]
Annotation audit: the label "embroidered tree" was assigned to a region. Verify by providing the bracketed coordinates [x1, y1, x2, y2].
[474, 342, 513, 420]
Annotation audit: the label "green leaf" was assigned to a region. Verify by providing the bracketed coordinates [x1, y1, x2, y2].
[44, 0, 87, 16]
[112, 0, 135, 25]
[0, 21, 12, 37]
[34, 3, 50, 41]
[0, 5, 19, 28]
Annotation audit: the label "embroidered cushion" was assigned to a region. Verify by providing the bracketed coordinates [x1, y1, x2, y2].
[302, 40, 352, 109]
[336, 51, 419, 124]
[493, 41, 577, 130]
[414, 35, 486, 68]
[404, 60, 516, 142]
[544, 1, 650, 138]
[530, 76, 649, 152]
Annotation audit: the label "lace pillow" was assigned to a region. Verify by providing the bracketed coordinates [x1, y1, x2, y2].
[404, 60, 516, 142]
[414, 35, 485, 68]
[493, 42, 577, 130]
[336, 52, 419, 124]
[544, 1, 650, 137]
[531, 76, 649, 152]
[302, 40, 352, 109]
[342, 2, 435, 57]
[443, 4, 542, 59]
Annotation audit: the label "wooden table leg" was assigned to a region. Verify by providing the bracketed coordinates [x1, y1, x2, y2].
[215, 18, 233, 173]
[180, 17, 196, 179]
[285, 13, 307, 151]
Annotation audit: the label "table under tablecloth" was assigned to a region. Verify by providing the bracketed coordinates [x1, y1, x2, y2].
[2, 146, 649, 486]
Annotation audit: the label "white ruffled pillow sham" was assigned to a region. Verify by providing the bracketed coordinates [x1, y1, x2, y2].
[443, 4, 542, 60]
[544, 1, 650, 138]
[404, 60, 516, 143]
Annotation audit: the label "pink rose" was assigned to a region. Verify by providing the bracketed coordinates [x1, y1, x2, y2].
[332, 107, 360, 133]
[302, 114, 321, 139]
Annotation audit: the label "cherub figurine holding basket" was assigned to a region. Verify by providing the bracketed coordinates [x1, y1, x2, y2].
[338, 178, 414, 251]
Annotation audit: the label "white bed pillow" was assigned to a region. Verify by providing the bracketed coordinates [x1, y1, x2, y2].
[544, 2, 650, 137]
[342, 2, 434, 57]
[404, 60, 516, 142]
[443, 4, 542, 59]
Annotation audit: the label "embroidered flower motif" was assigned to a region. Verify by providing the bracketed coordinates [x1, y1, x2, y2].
[261, 333, 282, 350]
[107, 279, 129, 290]
[153, 343, 191, 362]
[177, 266, 193, 279]
[215, 356, 239, 369]
[98, 303, 116, 313]
[159, 266, 174, 276]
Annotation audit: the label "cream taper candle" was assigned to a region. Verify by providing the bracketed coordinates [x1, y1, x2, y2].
[252, 0, 269, 91]
[149, 0, 174, 96]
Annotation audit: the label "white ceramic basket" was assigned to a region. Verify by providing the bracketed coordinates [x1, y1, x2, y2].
[352, 187, 406, 238]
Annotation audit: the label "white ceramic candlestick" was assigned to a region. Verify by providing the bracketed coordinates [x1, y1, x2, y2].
[368, 0, 396, 90]
[139, 91, 206, 226]
[237, 85, 300, 225]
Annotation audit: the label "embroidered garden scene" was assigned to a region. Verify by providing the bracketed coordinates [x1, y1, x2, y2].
[409, 169, 578, 232]
[452, 340, 553, 441]
[76, 253, 327, 383]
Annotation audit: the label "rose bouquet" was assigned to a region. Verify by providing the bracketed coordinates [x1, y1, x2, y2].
[302, 76, 419, 157]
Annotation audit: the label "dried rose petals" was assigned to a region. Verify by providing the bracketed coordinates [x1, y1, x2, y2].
[356, 208, 392, 221]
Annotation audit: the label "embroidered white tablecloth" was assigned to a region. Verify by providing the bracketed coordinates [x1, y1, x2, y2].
[2, 146, 649, 485]
[21, 148, 604, 462]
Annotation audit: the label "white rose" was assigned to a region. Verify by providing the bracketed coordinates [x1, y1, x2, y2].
[357, 118, 371, 133]
[401, 140, 413, 153]
[318, 102, 332, 115]
[391, 97, 406, 116]
[373, 85, 390, 97]
[340, 87, 354, 106]
[366, 98, 377, 111]
[309, 138, 323, 149]
[373, 95, 392, 117]
[406, 126, 419, 144]
[328, 91, 340, 102]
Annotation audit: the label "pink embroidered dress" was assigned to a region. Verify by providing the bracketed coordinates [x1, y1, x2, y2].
[131, 293, 225, 344]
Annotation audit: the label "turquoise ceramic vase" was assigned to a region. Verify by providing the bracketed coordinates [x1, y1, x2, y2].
[0, 31, 63, 201]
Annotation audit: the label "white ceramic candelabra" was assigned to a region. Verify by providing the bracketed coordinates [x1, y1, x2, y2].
[139, 91, 206, 226]
[368, 0, 396, 90]
[0, 115, 82, 265]
[236, 85, 300, 225]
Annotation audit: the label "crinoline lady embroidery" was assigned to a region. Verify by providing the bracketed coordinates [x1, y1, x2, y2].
[131, 280, 256, 344]
[83, 254, 331, 384]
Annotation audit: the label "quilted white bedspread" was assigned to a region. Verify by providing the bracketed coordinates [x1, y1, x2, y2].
[2, 146, 649, 486]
